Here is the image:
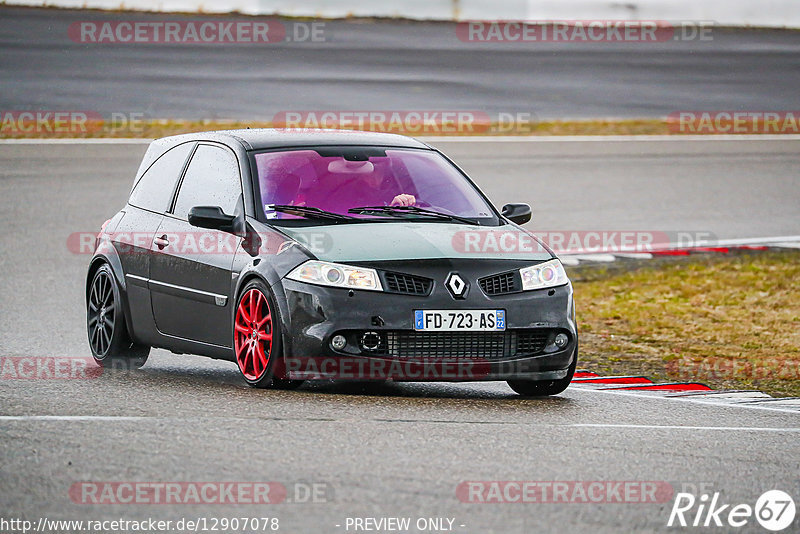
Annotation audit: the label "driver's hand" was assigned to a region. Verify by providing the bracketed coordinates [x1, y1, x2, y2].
[390, 194, 416, 207]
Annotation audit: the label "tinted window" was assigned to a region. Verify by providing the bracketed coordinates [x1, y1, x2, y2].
[173, 144, 242, 219]
[128, 142, 194, 213]
[254, 148, 494, 220]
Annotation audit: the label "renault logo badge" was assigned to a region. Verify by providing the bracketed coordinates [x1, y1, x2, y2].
[445, 272, 468, 299]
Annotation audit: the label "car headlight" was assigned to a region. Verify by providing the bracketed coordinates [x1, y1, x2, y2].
[520, 259, 568, 291]
[286, 260, 383, 291]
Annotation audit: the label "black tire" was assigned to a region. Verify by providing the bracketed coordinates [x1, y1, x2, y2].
[507, 344, 578, 397]
[233, 279, 303, 390]
[87, 264, 150, 369]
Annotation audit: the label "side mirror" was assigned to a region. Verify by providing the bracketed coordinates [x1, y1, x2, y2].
[501, 203, 532, 225]
[188, 206, 237, 232]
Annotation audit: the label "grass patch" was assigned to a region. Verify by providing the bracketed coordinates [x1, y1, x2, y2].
[571, 251, 800, 397]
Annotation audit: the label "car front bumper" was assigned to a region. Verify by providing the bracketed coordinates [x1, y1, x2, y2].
[273, 274, 577, 382]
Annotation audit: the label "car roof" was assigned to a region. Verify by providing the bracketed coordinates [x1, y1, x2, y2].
[133, 129, 435, 185]
[154, 128, 432, 151]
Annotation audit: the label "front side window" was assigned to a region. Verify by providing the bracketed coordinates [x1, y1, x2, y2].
[128, 142, 194, 213]
[173, 144, 242, 219]
[253, 148, 497, 223]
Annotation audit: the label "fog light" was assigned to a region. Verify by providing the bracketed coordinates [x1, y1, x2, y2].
[554, 333, 569, 348]
[360, 331, 382, 351]
[331, 334, 347, 351]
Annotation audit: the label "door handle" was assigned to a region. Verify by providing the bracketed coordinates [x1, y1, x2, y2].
[154, 235, 170, 249]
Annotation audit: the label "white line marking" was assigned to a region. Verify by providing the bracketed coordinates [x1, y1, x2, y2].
[574, 386, 800, 414]
[419, 135, 800, 142]
[569, 254, 617, 262]
[669, 391, 773, 400]
[610, 253, 654, 259]
[573, 424, 800, 432]
[559, 236, 800, 259]
[714, 235, 800, 246]
[0, 416, 148, 421]
[3, 135, 800, 145]
[0, 138, 151, 144]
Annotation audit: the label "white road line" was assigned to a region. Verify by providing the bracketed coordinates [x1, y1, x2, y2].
[572, 424, 800, 432]
[559, 235, 800, 256]
[574, 386, 800, 414]
[609, 253, 654, 259]
[713, 235, 800, 246]
[3, 135, 800, 145]
[419, 135, 800, 142]
[566, 254, 617, 262]
[0, 138, 151, 144]
[558, 236, 800, 263]
[0, 415, 148, 421]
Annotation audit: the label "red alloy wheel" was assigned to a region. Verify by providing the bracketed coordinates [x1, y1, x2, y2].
[234, 288, 273, 381]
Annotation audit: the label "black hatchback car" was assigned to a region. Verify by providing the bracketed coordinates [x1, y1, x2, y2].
[86, 129, 577, 395]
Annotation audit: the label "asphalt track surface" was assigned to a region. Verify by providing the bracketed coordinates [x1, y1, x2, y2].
[2, 7, 800, 119]
[0, 138, 798, 533]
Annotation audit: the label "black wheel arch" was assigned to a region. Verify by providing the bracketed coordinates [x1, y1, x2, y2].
[232, 270, 294, 368]
[86, 253, 137, 345]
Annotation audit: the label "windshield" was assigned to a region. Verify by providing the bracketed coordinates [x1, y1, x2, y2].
[253, 148, 497, 223]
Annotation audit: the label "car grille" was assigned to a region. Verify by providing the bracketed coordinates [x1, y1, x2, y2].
[384, 330, 552, 360]
[479, 271, 519, 296]
[383, 272, 432, 296]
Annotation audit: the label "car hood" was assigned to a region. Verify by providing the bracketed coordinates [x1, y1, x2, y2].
[278, 222, 554, 263]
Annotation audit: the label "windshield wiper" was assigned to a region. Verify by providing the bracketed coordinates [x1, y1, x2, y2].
[267, 205, 355, 221]
[348, 205, 476, 225]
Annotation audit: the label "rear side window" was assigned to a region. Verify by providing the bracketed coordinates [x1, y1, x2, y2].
[172, 144, 242, 220]
[129, 143, 194, 213]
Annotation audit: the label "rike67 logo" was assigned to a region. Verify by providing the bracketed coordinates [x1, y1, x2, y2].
[668, 490, 796, 531]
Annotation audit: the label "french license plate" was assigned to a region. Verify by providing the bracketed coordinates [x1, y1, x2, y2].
[414, 310, 506, 331]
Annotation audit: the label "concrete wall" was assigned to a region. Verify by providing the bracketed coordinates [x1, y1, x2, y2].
[5, 0, 800, 28]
